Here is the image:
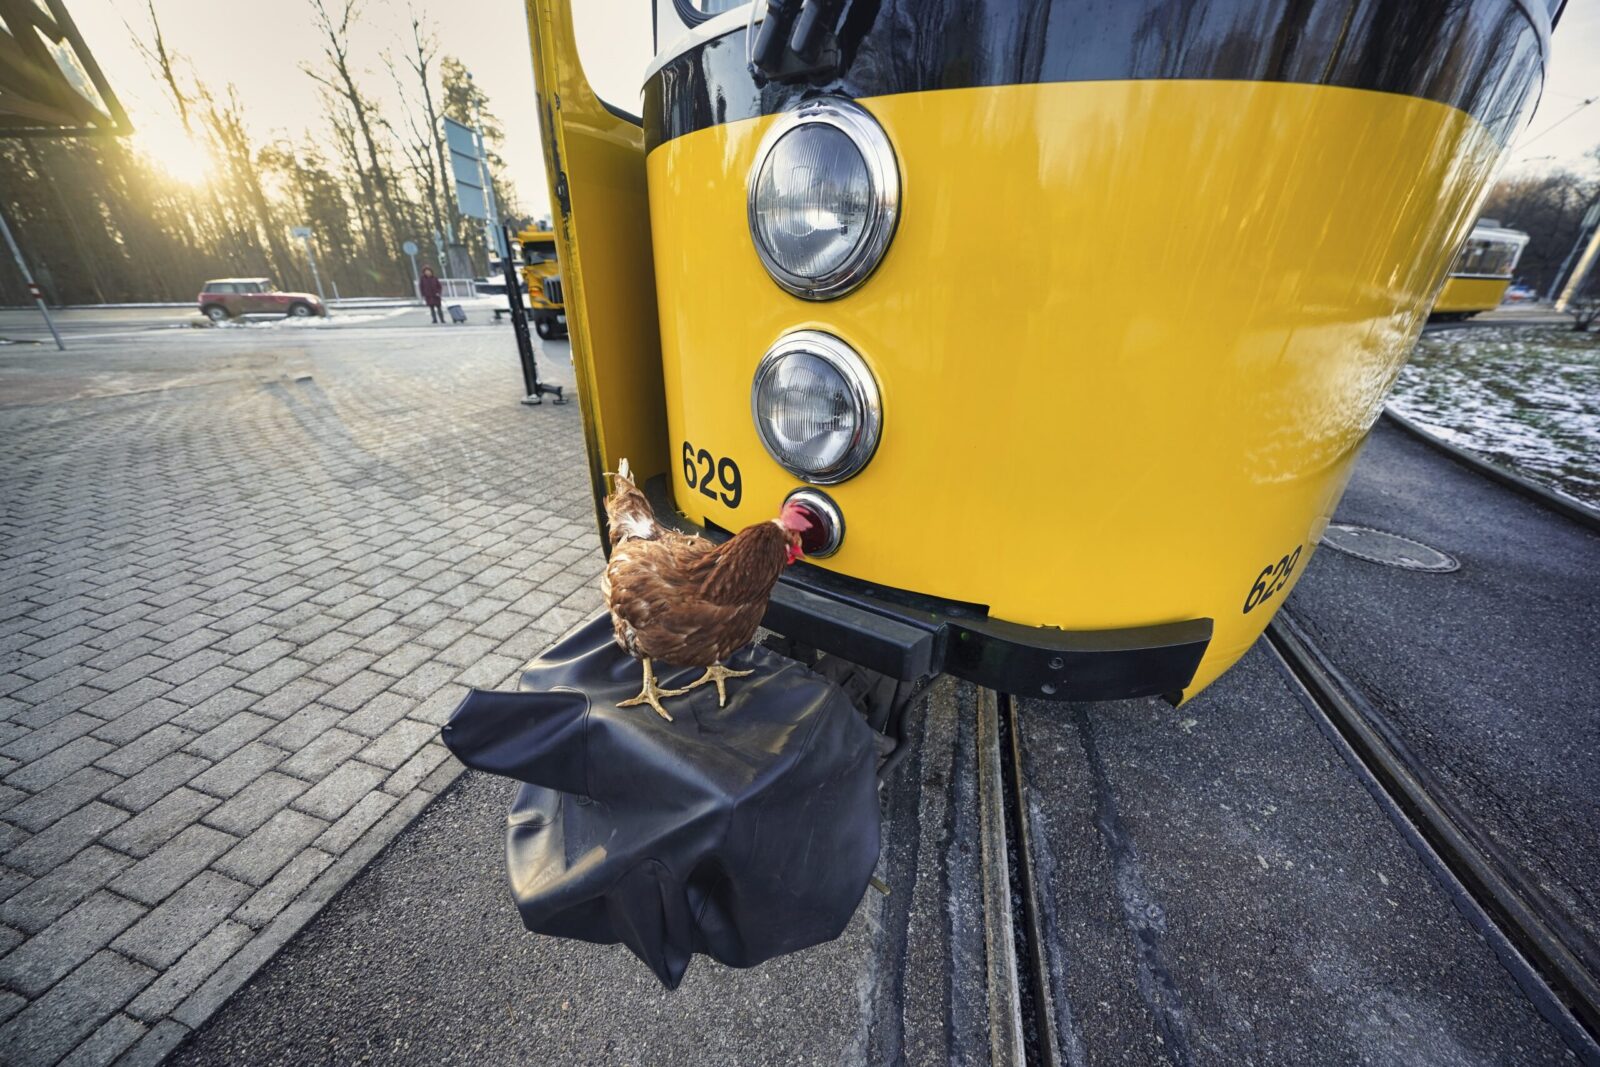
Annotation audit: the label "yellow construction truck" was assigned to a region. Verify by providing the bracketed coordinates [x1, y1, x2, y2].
[517, 224, 566, 339]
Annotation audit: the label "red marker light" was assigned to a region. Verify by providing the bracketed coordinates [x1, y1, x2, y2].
[783, 490, 843, 558]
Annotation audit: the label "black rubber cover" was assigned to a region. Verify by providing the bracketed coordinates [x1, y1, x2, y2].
[440, 614, 882, 989]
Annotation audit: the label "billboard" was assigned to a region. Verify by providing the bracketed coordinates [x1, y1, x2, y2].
[444, 116, 487, 220]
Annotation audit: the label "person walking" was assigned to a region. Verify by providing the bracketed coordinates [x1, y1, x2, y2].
[420, 266, 445, 324]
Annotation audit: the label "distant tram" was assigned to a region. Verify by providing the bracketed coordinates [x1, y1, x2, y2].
[1432, 221, 1531, 320]
[527, 0, 1559, 704]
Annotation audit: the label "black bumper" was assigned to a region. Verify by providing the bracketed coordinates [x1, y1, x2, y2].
[643, 478, 1211, 702]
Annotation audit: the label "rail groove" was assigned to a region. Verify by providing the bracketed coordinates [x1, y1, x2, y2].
[1267, 614, 1600, 1065]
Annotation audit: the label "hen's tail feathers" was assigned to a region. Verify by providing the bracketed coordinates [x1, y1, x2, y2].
[603, 456, 660, 548]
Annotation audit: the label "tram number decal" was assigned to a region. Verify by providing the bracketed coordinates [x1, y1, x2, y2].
[681, 441, 742, 508]
[1242, 545, 1303, 614]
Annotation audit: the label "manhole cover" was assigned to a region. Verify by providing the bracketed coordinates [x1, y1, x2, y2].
[1319, 524, 1459, 572]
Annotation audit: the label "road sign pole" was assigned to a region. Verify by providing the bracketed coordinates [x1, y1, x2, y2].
[0, 208, 64, 351]
[406, 251, 420, 300]
[292, 228, 326, 305]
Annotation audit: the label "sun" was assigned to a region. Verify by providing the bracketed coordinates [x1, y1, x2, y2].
[133, 125, 216, 187]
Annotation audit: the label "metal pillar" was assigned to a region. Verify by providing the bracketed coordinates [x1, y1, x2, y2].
[0, 208, 64, 351]
[294, 228, 327, 305]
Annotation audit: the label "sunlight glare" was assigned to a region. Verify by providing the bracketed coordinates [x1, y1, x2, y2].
[134, 126, 215, 186]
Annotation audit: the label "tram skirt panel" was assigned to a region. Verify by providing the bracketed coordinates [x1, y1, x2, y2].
[441, 614, 882, 988]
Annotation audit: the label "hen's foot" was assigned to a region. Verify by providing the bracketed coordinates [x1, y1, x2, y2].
[616, 658, 685, 721]
[678, 663, 755, 708]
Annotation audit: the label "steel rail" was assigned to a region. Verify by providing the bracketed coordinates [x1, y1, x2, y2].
[1268, 614, 1600, 1065]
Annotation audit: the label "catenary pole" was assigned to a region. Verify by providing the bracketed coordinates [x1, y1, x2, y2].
[0, 207, 64, 351]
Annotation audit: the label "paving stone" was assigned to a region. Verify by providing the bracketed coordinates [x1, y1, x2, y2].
[182, 711, 272, 762]
[101, 754, 208, 813]
[337, 690, 418, 738]
[4, 767, 118, 833]
[109, 826, 236, 907]
[260, 704, 342, 751]
[319, 670, 392, 713]
[212, 810, 328, 886]
[225, 638, 294, 674]
[151, 630, 227, 670]
[0, 951, 154, 1065]
[3, 803, 128, 877]
[357, 720, 436, 771]
[306, 648, 378, 686]
[245, 677, 331, 720]
[410, 684, 469, 727]
[383, 743, 451, 797]
[112, 1017, 189, 1066]
[453, 652, 522, 690]
[111, 871, 251, 970]
[5, 736, 115, 792]
[94, 724, 195, 778]
[312, 790, 397, 854]
[0, 848, 132, 935]
[0, 891, 146, 996]
[232, 850, 334, 928]
[124, 920, 253, 1021]
[101, 788, 218, 859]
[201, 773, 307, 836]
[163, 665, 247, 708]
[385, 660, 458, 702]
[90, 697, 183, 746]
[57, 1011, 146, 1067]
[167, 686, 256, 733]
[0, 989, 21, 1025]
[291, 761, 387, 821]
[187, 742, 284, 799]
[0, 711, 99, 762]
[278, 730, 363, 781]
[0, 925, 21, 955]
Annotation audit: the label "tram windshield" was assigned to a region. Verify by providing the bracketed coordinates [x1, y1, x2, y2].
[1450, 234, 1526, 279]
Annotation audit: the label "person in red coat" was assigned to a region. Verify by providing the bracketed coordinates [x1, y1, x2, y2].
[419, 266, 444, 323]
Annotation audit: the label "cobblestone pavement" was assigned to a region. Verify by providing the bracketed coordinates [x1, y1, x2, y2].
[0, 324, 597, 1065]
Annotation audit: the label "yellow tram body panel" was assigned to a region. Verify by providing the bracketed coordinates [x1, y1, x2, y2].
[648, 80, 1501, 697]
[1434, 275, 1513, 315]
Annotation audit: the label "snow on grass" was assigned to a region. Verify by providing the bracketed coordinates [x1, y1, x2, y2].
[1393, 326, 1600, 507]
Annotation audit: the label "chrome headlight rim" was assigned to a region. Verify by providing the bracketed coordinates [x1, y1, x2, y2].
[746, 96, 900, 301]
[751, 329, 882, 485]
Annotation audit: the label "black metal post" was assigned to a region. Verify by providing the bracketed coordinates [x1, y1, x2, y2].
[504, 223, 563, 405]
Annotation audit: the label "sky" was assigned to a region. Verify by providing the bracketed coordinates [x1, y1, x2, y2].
[60, 0, 1600, 217]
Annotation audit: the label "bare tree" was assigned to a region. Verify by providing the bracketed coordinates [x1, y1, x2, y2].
[397, 11, 456, 261]
[304, 0, 404, 284]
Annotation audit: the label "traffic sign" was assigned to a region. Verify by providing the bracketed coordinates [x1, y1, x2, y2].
[291, 226, 312, 238]
[402, 240, 419, 256]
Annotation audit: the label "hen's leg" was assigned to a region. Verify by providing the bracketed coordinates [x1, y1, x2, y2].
[676, 662, 755, 708]
[616, 657, 685, 721]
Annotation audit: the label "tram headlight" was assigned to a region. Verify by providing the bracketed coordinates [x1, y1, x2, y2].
[747, 98, 899, 300]
[751, 331, 881, 484]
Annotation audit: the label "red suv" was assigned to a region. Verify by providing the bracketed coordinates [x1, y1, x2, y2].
[198, 278, 325, 322]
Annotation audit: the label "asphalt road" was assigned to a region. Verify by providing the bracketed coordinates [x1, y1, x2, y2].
[1286, 418, 1600, 953]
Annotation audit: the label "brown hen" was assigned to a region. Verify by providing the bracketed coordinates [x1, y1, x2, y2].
[600, 459, 808, 719]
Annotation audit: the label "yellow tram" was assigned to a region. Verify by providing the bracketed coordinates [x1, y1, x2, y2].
[1432, 220, 1532, 320]
[526, 0, 1556, 703]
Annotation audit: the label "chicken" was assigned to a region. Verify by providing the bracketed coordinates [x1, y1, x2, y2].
[600, 458, 809, 720]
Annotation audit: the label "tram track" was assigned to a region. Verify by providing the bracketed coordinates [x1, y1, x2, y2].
[1267, 614, 1600, 1065]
